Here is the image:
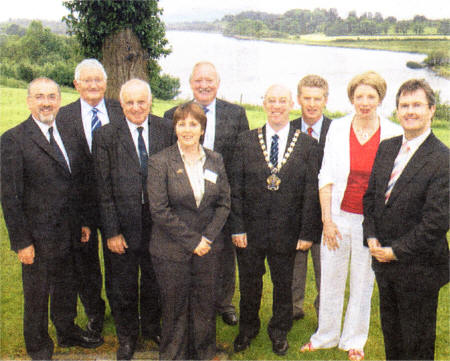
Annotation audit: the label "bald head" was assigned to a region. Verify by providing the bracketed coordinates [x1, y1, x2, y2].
[263, 84, 294, 131]
[119, 79, 152, 125]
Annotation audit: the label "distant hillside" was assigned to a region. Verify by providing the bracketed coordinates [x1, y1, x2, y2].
[0, 19, 67, 35]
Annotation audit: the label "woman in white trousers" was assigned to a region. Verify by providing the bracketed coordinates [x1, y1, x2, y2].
[301, 71, 402, 361]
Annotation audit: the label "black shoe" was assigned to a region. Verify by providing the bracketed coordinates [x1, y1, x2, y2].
[86, 317, 103, 338]
[233, 332, 257, 353]
[142, 332, 161, 346]
[272, 338, 289, 356]
[117, 340, 136, 360]
[58, 326, 104, 348]
[222, 311, 238, 326]
[293, 310, 305, 320]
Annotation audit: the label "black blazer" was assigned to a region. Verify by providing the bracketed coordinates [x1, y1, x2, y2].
[93, 115, 172, 250]
[291, 115, 333, 164]
[1, 117, 85, 259]
[229, 125, 322, 253]
[363, 133, 449, 288]
[164, 98, 249, 175]
[147, 144, 231, 262]
[56, 98, 124, 224]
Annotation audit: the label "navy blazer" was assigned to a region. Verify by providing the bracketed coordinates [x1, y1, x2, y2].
[363, 133, 449, 289]
[147, 144, 231, 262]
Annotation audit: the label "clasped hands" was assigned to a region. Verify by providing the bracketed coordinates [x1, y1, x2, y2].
[367, 238, 396, 263]
[194, 236, 212, 256]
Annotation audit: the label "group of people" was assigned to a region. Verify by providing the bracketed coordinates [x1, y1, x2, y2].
[1, 57, 448, 361]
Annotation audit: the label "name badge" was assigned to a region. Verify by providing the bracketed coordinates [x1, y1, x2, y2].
[204, 169, 218, 184]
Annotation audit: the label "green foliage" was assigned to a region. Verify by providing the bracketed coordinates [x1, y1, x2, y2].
[434, 91, 450, 122]
[150, 73, 180, 101]
[0, 21, 81, 87]
[62, 0, 170, 78]
[424, 50, 450, 67]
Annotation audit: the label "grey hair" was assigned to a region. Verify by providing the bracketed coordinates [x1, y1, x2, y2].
[119, 78, 152, 102]
[189, 61, 220, 83]
[27, 77, 61, 96]
[74, 59, 107, 81]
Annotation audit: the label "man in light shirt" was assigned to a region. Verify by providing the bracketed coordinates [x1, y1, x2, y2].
[290, 74, 333, 320]
[363, 79, 449, 360]
[93, 79, 172, 360]
[1, 77, 103, 360]
[56, 59, 123, 339]
[229, 84, 321, 356]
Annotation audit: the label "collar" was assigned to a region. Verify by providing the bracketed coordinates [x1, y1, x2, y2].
[198, 98, 216, 113]
[32, 116, 55, 136]
[177, 142, 206, 163]
[80, 97, 107, 115]
[302, 115, 323, 135]
[402, 128, 431, 153]
[125, 117, 149, 134]
[266, 121, 290, 140]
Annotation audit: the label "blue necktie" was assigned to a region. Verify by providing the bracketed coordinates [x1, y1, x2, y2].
[203, 106, 209, 114]
[91, 108, 101, 137]
[137, 127, 149, 203]
[49, 127, 69, 172]
[270, 134, 279, 167]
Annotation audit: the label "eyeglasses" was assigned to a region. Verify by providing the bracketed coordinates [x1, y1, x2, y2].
[30, 94, 59, 102]
[79, 78, 105, 84]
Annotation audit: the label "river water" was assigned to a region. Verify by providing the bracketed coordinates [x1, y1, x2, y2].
[159, 31, 449, 117]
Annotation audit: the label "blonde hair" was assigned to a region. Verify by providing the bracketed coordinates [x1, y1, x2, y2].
[347, 71, 386, 103]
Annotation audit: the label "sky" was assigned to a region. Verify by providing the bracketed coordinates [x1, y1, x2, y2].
[0, 0, 449, 23]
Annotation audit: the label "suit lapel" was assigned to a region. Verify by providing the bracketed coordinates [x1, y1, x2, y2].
[147, 115, 159, 155]
[168, 145, 198, 208]
[72, 100, 92, 158]
[387, 134, 435, 205]
[198, 152, 216, 210]
[26, 117, 71, 176]
[319, 117, 332, 146]
[213, 100, 226, 151]
[117, 118, 140, 168]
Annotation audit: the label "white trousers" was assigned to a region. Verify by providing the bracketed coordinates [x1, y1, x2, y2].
[310, 211, 374, 351]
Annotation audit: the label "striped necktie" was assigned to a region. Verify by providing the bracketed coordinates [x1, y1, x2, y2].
[385, 141, 411, 203]
[270, 134, 279, 167]
[91, 107, 101, 137]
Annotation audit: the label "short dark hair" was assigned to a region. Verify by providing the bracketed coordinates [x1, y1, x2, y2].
[173, 102, 207, 144]
[395, 78, 435, 109]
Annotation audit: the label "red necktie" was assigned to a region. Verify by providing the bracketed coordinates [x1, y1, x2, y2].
[307, 127, 313, 137]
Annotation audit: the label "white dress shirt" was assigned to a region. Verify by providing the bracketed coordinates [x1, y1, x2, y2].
[202, 98, 216, 151]
[265, 122, 290, 166]
[33, 117, 71, 172]
[396, 129, 431, 176]
[80, 98, 110, 151]
[301, 116, 324, 141]
[126, 118, 149, 156]
[178, 143, 206, 208]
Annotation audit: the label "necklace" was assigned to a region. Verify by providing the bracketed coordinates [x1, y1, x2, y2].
[258, 127, 300, 191]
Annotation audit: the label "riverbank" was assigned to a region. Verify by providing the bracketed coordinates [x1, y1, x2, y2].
[231, 33, 450, 78]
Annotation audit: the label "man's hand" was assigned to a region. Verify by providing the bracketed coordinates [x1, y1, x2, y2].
[18, 244, 35, 265]
[81, 226, 91, 243]
[367, 237, 381, 250]
[296, 240, 313, 251]
[107, 234, 128, 254]
[193, 236, 211, 256]
[322, 220, 342, 251]
[232, 233, 247, 248]
[370, 246, 396, 263]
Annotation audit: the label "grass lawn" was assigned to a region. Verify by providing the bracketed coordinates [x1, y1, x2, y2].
[0, 86, 449, 360]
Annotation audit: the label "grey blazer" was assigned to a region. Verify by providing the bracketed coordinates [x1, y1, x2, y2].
[147, 144, 231, 262]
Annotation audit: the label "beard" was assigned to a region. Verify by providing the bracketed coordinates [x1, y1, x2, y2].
[37, 111, 56, 125]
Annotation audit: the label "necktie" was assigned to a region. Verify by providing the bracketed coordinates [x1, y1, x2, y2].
[91, 108, 101, 137]
[49, 127, 69, 172]
[270, 134, 279, 167]
[307, 127, 313, 137]
[385, 141, 411, 203]
[137, 127, 149, 202]
[202, 106, 209, 114]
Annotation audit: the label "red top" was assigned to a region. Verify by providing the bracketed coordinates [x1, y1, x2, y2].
[341, 126, 381, 214]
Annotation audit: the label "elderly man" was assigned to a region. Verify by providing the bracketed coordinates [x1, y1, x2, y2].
[290, 74, 333, 320]
[229, 84, 321, 356]
[164, 61, 248, 326]
[93, 79, 172, 360]
[363, 79, 449, 360]
[1, 78, 103, 360]
[56, 59, 124, 338]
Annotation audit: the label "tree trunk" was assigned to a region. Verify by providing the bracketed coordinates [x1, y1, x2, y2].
[102, 28, 149, 100]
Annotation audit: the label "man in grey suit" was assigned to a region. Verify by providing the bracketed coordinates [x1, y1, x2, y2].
[56, 59, 124, 338]
[164, 61, 249, 325]
[93, 79, 172, 360]
[290, 75, 333, 320]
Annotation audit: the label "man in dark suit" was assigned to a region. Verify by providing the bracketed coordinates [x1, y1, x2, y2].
[363, 79, 449, 360]
[290, 74, 332, 320]
[164, 61, 249, 326]
[93, 79, 172, 360]
[56, 59, 124, 338]
[230, 84, 321, 356]
[1, 78, 103, 360]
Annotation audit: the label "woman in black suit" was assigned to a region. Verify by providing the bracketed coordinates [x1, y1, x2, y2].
[147, 102, 231, 360]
